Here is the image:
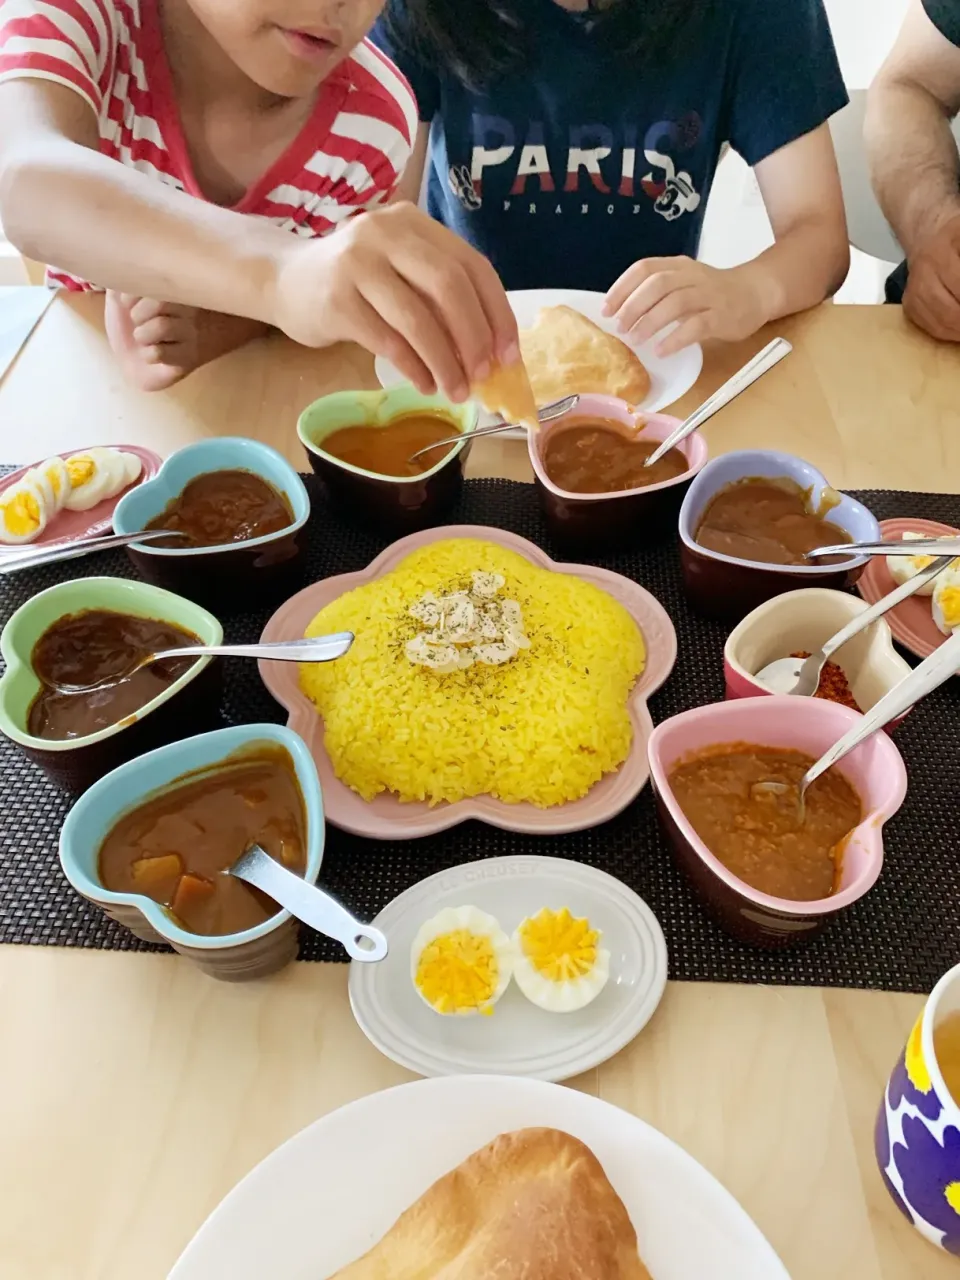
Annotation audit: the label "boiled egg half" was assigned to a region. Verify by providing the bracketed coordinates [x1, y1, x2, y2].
[512, 906, 610, 1013]
[411, 905, 513, 1017]
[63, 448, 140, 512]
[0, 474, 50, 544]
[933, 566, 960, 635]
[886, 531, 957, 597]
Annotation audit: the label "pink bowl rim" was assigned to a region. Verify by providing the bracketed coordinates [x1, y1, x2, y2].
[528, 394, 708, 502]
[722, 587, 912, 698]
[259, 524, 678, 839]
[647, 696, 908, 916]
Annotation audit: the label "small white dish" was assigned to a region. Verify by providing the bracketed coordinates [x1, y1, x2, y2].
[375, 287, 704, 438]
[170, 1075, 789, 1280]
[348, 855, 667, 1082]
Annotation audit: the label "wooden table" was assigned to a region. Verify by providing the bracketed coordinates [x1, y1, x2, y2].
[1, 294, 958, 1280]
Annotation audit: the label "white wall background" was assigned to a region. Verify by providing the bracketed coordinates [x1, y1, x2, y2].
[699, 0, 911, 302]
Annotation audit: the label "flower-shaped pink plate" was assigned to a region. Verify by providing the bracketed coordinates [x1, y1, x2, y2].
[259, 525, 678, 839]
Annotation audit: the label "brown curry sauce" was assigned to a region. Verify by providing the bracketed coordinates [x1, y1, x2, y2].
[695, 477, 852, 566]
[98, 748, 307, 936]
[321, 412, 462, 478]
[145, 469, 293, 548]
[542, 420, 689, 494]
[667, 744, 862, 902]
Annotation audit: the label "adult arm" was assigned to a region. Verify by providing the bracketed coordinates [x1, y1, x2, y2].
[865, 0, 960, 256]
[865, 0, 960, 340]
[0, 80, 518, 396]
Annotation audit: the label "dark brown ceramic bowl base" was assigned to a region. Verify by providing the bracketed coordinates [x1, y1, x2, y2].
[92, 898, 299, 980]
[18, 659, 222, 796]
[307, 449, 467, 535]
[653, 791, 830, 948]
[126, 533, 307, 611]
[537, 476, 694, 554]
[680, 542, 866, 623]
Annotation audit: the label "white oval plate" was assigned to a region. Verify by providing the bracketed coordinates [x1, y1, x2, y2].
[170, 1075, 789, 1280]
[348, 855, 667, 1082]
[374, 287, 704, 437]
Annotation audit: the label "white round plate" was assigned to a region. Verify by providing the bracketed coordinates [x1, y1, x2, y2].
[374, 287, 704, 437]
[170, 1075, 789, 1280]
[348, 855, 667, 1082]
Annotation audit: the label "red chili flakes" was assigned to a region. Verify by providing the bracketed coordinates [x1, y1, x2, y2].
[791, 652, 861, 712]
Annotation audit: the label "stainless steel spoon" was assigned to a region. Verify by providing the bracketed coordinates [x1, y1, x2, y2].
[643, 337, 792, 468]
[47, 632, 354, 695]
[406, 394, 579, 464]
[755, 553, 955, 696]
[807, 537, 960, 560]
[228, 843, 387, 962]
[0, 528, 189, 576]
[753, 627, 960, 823]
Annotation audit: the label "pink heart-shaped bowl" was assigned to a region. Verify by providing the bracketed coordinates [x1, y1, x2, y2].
[528, 395, 708, 553]
[648, 696, 908, 948]
[259, 525, 677, 839]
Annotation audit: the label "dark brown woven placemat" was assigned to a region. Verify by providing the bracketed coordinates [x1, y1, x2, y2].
[1, 477, 958, 991]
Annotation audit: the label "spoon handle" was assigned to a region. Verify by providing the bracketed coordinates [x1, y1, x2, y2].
[644, 337, 792, 468]
[229, 844, 388, 963]
[0, 529, 172, 575]
[809, 538, 960, 559]
[802, 628, 960, 793]
[158, 633, 354, 664]
[406, 394, 579, 462]
[819, 554, 956, 664]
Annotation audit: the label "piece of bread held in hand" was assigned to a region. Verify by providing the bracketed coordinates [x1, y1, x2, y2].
[521, 305, 652, 407]
[472, 358, 540, 430]
[329, 1126, 654, 1279]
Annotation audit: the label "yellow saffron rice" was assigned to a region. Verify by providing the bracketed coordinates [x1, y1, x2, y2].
[300, 538, 646, 807]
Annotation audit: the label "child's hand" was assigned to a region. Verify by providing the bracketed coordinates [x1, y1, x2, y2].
[104, 292, 204, 391]
[603, 257, 771, 356]
[271, 202, 520, 402]
[105, 293, 271, 391]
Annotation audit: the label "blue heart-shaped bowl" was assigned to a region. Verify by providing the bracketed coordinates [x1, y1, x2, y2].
[113, 438, 310, 608]
[59, 723, 325, 980]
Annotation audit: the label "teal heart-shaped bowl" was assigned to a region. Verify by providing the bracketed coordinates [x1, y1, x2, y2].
[0, 576, 223, 794]
[113, 438, 310, 608]
[59, 724, 325, 980]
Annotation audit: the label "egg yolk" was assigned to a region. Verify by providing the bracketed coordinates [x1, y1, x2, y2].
[518, 907, 599, 982]
[940, 585, 960, 625]
[1, 491, 41, 536]
[44, 466, 64, 500]
[415, 928, 498, 1014]
[66, 456, 95, 488]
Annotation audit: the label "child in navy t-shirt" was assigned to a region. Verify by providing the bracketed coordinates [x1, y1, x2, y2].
[373, 0, 851, 356]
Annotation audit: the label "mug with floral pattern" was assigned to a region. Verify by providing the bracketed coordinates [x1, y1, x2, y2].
[876, 962, 960, 1254]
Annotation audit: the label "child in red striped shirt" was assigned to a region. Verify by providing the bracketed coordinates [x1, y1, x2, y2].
[0, 0, 516, 393]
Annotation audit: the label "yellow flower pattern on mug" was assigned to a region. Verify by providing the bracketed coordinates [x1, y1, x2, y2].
[906, 1014, 933, 1094]
[946, 1183, 960, 1215]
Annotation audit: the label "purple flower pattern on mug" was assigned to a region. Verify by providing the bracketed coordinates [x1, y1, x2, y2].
[893, 1116, 960, 1255]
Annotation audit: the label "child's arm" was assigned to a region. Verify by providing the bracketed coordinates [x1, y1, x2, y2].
[0, 81, 518, 398]
[604, 126, 849, 355]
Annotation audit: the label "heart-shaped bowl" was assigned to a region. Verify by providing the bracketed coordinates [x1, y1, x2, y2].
[677, 450, 881, 622]
[648, 696, 908, 948]
[723, 587, 914, 728]
[112, 438, 310, 610]
[59, 724, 325, 980]
[298, 387, 477, 535]
[259, 525, 678, 839]
[528, 394, 708, 553]
[0, 576, 223, 795]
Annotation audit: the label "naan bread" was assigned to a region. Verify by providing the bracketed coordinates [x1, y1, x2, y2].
[520, 305, 652, 407]
[472, 359, 540, 430]
[329, 1127, 654, 1280]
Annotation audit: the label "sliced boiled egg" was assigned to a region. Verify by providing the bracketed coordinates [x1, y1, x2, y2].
[512, 906, 610, 1013]
[120, 451, 143, 487]
[63, 447, 129, 512]
[886, 531, 957, 597]
[36, 457, 70, 513]
[0, 475, 50, 543]
[411, 905, 514, 1017]
[933, 566, 960, 635]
